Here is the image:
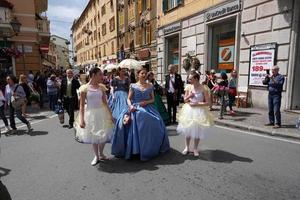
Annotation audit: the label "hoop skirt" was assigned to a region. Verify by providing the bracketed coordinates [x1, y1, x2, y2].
[74, 84, 114, 144]
[153, 94, 170, 125]
[109, 91, 128, 120]
[111, 84, 170, 161]
[177, 85, 214, 139]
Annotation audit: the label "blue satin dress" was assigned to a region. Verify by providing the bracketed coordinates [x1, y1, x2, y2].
[111, 83, 170, 161]
[108, 78, 130, 120]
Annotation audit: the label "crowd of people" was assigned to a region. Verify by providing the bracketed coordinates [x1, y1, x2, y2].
[0, 63, 285, 164]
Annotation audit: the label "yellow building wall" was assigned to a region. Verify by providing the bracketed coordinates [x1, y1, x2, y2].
[157, 0, 226, 27]
[7, 0, 42, 76]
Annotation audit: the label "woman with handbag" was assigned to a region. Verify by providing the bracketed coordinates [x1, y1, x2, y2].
[5, 75, 32, 134]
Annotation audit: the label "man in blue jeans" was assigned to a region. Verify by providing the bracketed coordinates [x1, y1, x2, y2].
[263, 65, 285, 129]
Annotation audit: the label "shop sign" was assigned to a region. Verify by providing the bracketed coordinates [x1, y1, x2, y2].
[205, 0, 241, 21]
[164, 22, 181, 35]
[249, 43, 277, 87]
[186, 36, 197, 56]
[138, 49, 150, 60]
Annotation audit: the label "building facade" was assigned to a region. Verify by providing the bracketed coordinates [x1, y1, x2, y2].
[72, 0, 117, 69]
[48, 35, 70, 69]
[0, 0, 50, 78]
[117, 0, 157, 72]
[157, 0, 300, 110]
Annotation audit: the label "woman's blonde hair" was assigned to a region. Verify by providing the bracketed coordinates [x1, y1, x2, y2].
[19, 74, 27, 83]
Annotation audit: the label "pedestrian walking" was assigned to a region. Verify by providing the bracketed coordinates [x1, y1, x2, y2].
[228, 70, 237, 115]
[217, 72, 229, 119]
[0, 89, 10, 133]
[207, 69, 217, 111]
[112, 67, 170, 161]
[47, 74, 59, 111]
[263, 65, 285, 129]
[108, 67, 130, 120]
[5, 75, 32, 134]
[165, 64, 184, 124]
[19, 74, 31, 117]
[74, 67, 114, 166]
[60, 69, 80, 129]
[177, 71, 213, 157]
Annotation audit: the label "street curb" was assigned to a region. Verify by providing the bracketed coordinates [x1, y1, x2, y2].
[214, 120, 300, 141]
[166, 120, 300, 141]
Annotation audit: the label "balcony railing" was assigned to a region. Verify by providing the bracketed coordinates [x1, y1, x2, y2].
[37, 17, 50, 36]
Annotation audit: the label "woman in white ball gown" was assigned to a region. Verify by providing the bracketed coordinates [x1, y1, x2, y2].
[74, 67, 114, 166]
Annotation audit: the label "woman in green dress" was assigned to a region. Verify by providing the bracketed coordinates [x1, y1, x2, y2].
[147, 72, 170, 125]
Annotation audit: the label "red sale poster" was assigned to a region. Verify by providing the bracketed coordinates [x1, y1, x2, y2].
[249, 43, 277, 87]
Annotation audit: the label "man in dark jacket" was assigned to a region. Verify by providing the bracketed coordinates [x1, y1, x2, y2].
[165, 64, 184, 124]
[263, 65, 285, 129]
[60, 69, 80, 128]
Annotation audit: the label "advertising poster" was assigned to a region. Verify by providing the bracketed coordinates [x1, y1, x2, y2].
[218, 38, 235, 70]
[249, 43, 277, 87]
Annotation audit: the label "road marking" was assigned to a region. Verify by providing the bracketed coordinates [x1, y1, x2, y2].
[215, 125, 300, 145]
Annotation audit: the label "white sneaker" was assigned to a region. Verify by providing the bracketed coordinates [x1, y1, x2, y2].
[27, 123, 33, 132]
[91, 156, 99, 166]
[4, 126, 11, 133]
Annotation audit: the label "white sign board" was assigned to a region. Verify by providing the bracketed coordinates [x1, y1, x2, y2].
[186, 36, 197, 56]
[249, 43, 277, 87]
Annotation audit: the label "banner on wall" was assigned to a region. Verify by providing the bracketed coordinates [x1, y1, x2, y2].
[249, 43, 277, 87]
[218, 38, 235, 70]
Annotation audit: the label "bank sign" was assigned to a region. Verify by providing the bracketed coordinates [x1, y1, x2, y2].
[205, 0, 241, 21]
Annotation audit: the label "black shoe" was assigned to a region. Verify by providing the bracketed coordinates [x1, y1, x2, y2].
[68, 125, 73, 129]
[264, 123, 274, 126]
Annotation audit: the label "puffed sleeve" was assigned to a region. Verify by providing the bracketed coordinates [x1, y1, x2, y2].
[99, 83, 108, 92]
[184, 84, 191, 92]
[79, 84, 88, 93]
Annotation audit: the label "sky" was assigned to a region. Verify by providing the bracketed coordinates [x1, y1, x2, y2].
[48, 0, 89, 40]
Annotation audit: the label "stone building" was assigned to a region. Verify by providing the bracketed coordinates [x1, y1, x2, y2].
[157, 0, 300, 110]
[117, 0, 157, 72]
[71, 0, 117, 68]
[0, 0, 50, 77]
[48, 35, 71, 69]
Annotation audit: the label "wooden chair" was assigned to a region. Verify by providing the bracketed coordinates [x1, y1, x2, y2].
[235, 86, 249, 108]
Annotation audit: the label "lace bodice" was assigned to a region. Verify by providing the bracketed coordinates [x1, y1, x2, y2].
[130, 83, 153, 104]
[111, 78, 130, 92]
[190, 91, 205, 103]
[86, 86, 103, 109]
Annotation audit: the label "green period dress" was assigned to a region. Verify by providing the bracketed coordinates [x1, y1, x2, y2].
[152, 80, 170, 125]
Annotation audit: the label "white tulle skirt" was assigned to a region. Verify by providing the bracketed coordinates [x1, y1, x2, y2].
[177, 104, 214, 139]
[74, 106, 114, 144]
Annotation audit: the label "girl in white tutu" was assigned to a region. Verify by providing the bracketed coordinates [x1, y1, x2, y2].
[177, 71, 214, 156]
[75, 67, 114, 166]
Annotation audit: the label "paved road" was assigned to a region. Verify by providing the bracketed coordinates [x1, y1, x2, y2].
[1, 116, 300, 200]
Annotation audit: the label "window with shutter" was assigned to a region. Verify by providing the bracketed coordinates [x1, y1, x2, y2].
[137, 0, 142, 15]
[162, 0, 168, 13]
[147, 0, 151, 10]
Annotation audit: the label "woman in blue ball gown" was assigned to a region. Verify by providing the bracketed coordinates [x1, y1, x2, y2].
[112, 67, 170, 161]
[108, 68, 130, 120]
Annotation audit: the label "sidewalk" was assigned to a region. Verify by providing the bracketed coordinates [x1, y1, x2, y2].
[211, 107, 300, 140]
[166, 103, 300, 140]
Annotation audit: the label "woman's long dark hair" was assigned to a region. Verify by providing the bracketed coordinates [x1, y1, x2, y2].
[7, 74, 18, 84]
